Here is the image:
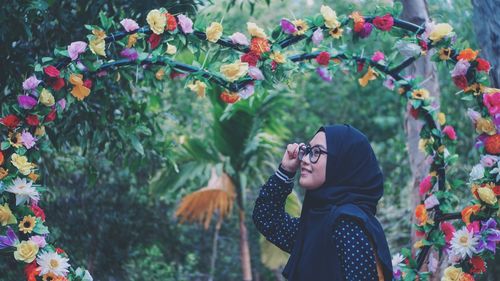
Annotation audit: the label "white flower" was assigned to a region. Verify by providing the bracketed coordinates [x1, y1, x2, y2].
[5, 177, 39, 205]
[469, 164, 485, 181]
[424, 194, 440, 209]
[391, 253, 404, 268]
[37, 251, 70, 276]
[428, 253, 438, 273]
[395, 41, 422, 57]
[450, 227, 479, 260]
[489, 161, 500, 182]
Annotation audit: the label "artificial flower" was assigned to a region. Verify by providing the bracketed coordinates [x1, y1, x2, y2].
[441, 266, 463, 281]
[469, 163, 485, 181]
[146, 9, 166, 35]
[440, 222, 456, 244]
[0, 203, 17, 226]
[358, 66, 377, 87]
[0, 151, 3, 165]
[166, 44, 177, 55]
[119, 48, 138, 60]
[477, 218, 500, 253]
[320, 5, 340, 28]
[249, 37, 270, 55]
[451, 60, 470, 77]
[69, 74, 91, 101]
[229, 32, 249, 46]
[22, 76, 41, 91]
[358, 22, 373, 38]
[412, 88, 430, 100]
[424, 194, 440, 209]
[206, 22, 223, 42]
[238, 82, 255, 99]
[329, 26, 343, 39]
[25, 261, 41, 281]
[37, 251, 70, 276]
[480, 155, 498, 167]
[280, 18, 297, 34]
[165, 13, 177, 31]
[270, 51, 287, 64]
[241, 52, 259, 66]
[177, 14, 194, 34]
[315, 52, 330, 66]
[19, 215, 36, 234]
[476, 58, 491, 72]
[316, 67, 332, 82]
[428, 23, 453, 42]
[419, 175, 433, 196]
[483, 92, 500, 116]
[439, 48, 453, 60]
[292, 19, 308, 36]
[67, 41, 87, 61]
[147, 34, 161, 49]
[39, 88, 55, 106]
[395, 41, 421, 57]
[0, 168, 8, 180]
[44, 109, 56, 123]
[0, 227, 19, 249]
[14, 241, 39, 263]
[220, 61, 249, 82]
[21, 131, 37, 149]
[247, 22, 267, 39]
[120, 18, 139, 32]
[30, 204, 46, 221]
[443, 125, 457, 140]
[415, 204, 428, 225]
[450, 226, 479, 259]
[126, 33, 138, 48]
[18, 95, 38, 109]
[89, 30, 106, 57]
[461, 205, 480, 225]
[383, 76, 395, 91]
[457, 48, 478, 61]
[372, 13, 394, 31]
[477, 187, 497, 205]
[371, 51, 385, 63]
[6, 177, 39, 205]
[476, 118, 496, 136]
[35, 126, 45, 137]
[11, 154, 35, 176]
[187, 80, 207, 98]
[220, 91, 240, 103]
[470, 256, 486, 274]
[248, 67, 264, 80]
[312, 28, 324, 46]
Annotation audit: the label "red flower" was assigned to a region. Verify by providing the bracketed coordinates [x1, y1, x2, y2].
[409, 107, 419, 119]
[241, 52, 260, 67]
[25, 115, 40, 126]
[452, 75, 468, 89]
[0, 151, 4, 166]
[83, 79, 93, 89]
[476, 58, 491, 73]
[415, 230, 425, 237]
[440, 222, 455, 243]
[169, 71, 187, 80]
[249, 37, 270, 56]
[354, 21, 365, 33]
[148, 34, 162, 49]
[315, 51, 331, 66]
[372, 13, 394, 31]
[485, 134, 500, 154]
[25, 261, 40, 281]
[56, 247, 65, 254]
[46, 77, 65, 91]
[356, 60, 365, 73]
[30, 204, 46, 221]
[165, 13, 177, 31]
[220, 91, 240, 103]
[418, 40, 428, 51]
[44, 65, 60, 77]
[271, 60, 277, 71]
[442, 125, 457, 140]
[493, 185, 500, 196]
[0, 114, 20, 129]
[44, 109, 57, 123]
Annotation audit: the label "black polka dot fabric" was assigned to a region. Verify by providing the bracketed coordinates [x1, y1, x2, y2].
[333, 218, 379, 281]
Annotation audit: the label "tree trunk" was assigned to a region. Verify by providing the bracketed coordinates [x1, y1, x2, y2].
[472, 0, 500, 88]
[239, 209, 253, 281]
[399, 0, 444, 279]
[208, 218, 223, 281]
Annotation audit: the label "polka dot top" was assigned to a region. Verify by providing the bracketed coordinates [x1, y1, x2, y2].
[252, 165, 379, 280]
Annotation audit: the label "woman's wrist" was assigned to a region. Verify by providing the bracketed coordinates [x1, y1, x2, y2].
[278, 163, 296, 179]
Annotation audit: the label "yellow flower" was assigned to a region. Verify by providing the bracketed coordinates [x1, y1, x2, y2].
[270, 51, 287, 64]
[292, 19, 309, 36]
[412, 89, 430, 100]
[429, 23, 453, 42]
[441, 266, 463, 281]
[220, 61, 249, 82]
[89, 29, 106, 57]
[247, 22, 267, 39]
[413, 240, 424, 248]
[39, 88, 55, 106]
[206, 22, 223, 43]
[8, 132, 22, 148]
[19, 215, 36, 234]
[166, 43, 177, 55]
[478, 187, 497, 205]
[438, 112, 446, 125]
[0, 203, 17, 226]
[146, 9, 166, 35]
[69, 74, 91, 101]
[320, 5, 340, 28]
[358, 66, 377, 87]
[11, 153, 35, 175]
[476, 118, 496, 135]
[418, 138, 429, 153]
[35, 126, 45, 137]
[439, 48, 452, 60]
[155, 69, 165, 80]
[187, 80, 207, 98]
[329, 26, 343, 39]
[14, 240, 39, 263]
[127, 34, 138, 48]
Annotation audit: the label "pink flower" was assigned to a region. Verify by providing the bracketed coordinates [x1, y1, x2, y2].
[280, 18, 297, 34]
[442, 125, 457, 140]
[22, 76, 41, 91]
[18, 95, 38, 109]
[238, 83, 255, 99]
[383, 76, 395, 90]
[120, 18, 139, 32]
[316, 67, 332, 82]
[371, 51, 385, 62]
[21, 130, 37, 149]
[483, 92, 500, 116]
[29, 235, 47, 248]
[57, 99, 66, 111]
[358, 23, 373, 38]
[177, 14, 194, 34]
[248, 67, 264, 80]
[312, 28, 324, 46]
[451, 59, 470, 77]
[419, 175, 433, 196]
[440, 222, 456, 243]
[229, 32, 250, 46]
[424, 194, 440, 209]
[480, 155, 498, 167]
[68, 41, 87, 60]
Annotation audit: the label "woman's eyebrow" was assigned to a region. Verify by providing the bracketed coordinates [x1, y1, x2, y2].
[309, 143, 327, 149]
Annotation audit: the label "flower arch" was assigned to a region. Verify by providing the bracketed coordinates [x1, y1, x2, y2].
[0, 4, 499, 281]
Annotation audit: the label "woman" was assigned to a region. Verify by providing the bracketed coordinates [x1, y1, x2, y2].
[252, 124, 393, 281]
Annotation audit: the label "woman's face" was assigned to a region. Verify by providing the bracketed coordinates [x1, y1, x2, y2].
[299, 131, 327, 190]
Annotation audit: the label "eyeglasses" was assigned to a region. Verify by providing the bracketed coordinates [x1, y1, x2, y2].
[298, 144, 329, 164]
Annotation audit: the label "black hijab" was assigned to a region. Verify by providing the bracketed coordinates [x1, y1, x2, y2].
[282, 124, 393, 281]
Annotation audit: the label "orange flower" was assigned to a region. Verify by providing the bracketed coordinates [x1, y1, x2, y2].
[219, 91, 240, 104]
[461, 204, 480, 225]
[0, 151, 3, 166]
[350, 11, 364, 24]
[249, 37, 270, 56]
[415, 204, 428, 225]
[358, 66, 377, 87]
[0, 168, 8, 179]
[457, 48, 478, 61]
[485, 134, 500, 154]
[69, 74, 91, 101]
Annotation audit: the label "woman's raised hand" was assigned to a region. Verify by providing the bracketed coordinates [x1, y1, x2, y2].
[280, 143, 304, 173]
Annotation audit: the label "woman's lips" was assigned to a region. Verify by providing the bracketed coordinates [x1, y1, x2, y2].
[300, 169, 311, 176]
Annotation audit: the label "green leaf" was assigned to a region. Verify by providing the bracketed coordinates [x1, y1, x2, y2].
[33, 218, 49, 235]
[1, 141, 11, 150]
[130, 135, 144, 156]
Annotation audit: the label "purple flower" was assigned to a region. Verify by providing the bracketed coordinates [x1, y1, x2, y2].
[359, 23, 373, 38]
[383, 76, 395, 90]
[76, 60, 88, 71]
[475, 133, 488, 149]
[57, 98, 66, 111]
[238, 83, 255, 99]
[451, 59, 470, 77]
[68, 41, 87, 61]
[120, 18, 139, 32]
[280, 18, 297, 34]
[316, 67, 332, 82]
[248, 67, 264, 80]
[229, 32, 249, 46]
[22, 75, 41, 91]
[177, 14, 194, 34]
[120, 48, 138, 60]
[21, 130, 37, 149]
[0, 227, 19, 249]
[29, 235, 47, 248]
[312, 28, 324, 46]
[18, 95, 38, 109]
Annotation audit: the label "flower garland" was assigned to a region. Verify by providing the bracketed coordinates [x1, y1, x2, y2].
[0, 5, 498, 280]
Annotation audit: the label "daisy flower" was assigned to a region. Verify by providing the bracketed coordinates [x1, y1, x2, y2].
[37, 251, 70, 276]
[6, 177, 40, 205]
[450, 227, 479, 259]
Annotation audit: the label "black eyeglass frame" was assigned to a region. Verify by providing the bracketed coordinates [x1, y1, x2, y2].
[298, 144, 330, 164]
